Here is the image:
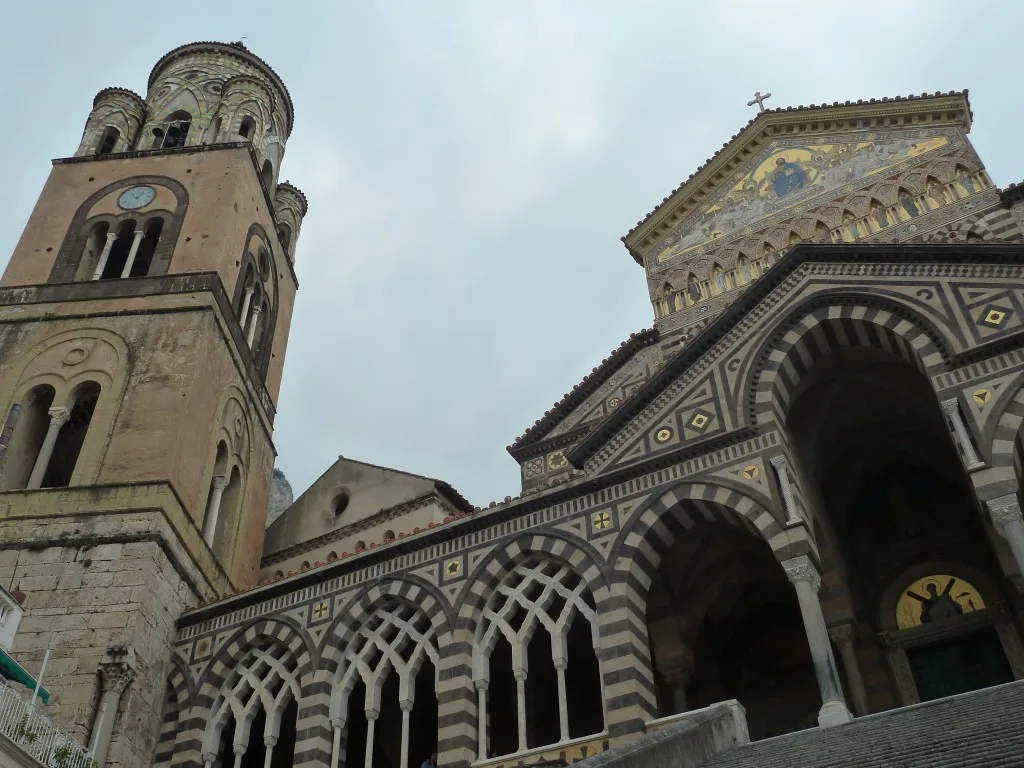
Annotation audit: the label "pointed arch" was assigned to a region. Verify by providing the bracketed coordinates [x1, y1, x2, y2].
[743, 294, 955, 432]
[711, 263, 728, 295]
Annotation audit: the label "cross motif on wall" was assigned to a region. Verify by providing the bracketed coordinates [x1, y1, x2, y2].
[593, 511, 612, 531]
[747, 90, 772, 113]
[312, 601, 329, 619]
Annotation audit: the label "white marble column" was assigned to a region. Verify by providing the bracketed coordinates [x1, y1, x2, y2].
[239, 285, 255, 325]
[119, 229, 146, 278]
[364, 710, 378, 768]
[88, 646, 138, 766]
[399, 700, 413, 768]
[262, 736, 277, 768]
[514, 669, 527, 752]
[782, 556, 853, 727]
[26, 406, 70, 490]
[941, 398, 984, 470]
[202, 475, 228, 545]
[770, 455, 803, 525]
[474, 681, 488, 760]
[827, 623, 868, 716]
[231, 745, 245, 768]
[329, 718, 344, 768]
[246, 304, 263, 348]
[91, 232, 118, 280]
[987, 494, 1024, 580]
[553, 659, 569, 743]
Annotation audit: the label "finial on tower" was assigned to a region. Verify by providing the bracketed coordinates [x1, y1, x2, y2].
[747, 90, 772, 113]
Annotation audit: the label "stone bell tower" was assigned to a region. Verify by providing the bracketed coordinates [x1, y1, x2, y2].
[0, 41, 306, 767]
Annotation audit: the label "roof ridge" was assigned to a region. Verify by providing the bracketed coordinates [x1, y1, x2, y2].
[507, 327, 658, 455]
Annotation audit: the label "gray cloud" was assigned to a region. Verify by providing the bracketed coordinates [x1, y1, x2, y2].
[2, 1, 1023, 505]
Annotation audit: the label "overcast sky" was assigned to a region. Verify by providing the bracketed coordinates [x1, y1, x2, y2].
[2, 2, 1023, 506]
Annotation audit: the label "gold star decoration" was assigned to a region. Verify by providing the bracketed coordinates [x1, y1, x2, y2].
[973, 388, 992, 405]
[445, 559, 462, 577]
[608, 397, 621, 409]
[742, 465, 759, 480]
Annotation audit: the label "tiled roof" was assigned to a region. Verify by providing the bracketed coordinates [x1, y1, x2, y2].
[507, 327, 658, 456]
[622, 91, 972, 244]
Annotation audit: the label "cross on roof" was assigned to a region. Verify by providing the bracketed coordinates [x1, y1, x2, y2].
[747, 91, 772, 113]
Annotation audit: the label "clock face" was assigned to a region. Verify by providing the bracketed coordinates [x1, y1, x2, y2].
[117, 185, 156, 210]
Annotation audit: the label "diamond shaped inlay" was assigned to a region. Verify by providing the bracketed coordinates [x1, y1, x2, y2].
[689, 409, 712, 431]
[980, 305, 1010, 328]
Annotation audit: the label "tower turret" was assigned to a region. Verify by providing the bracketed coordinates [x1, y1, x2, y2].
[0, 42, 306, 767]
[74, 87, 147, 157]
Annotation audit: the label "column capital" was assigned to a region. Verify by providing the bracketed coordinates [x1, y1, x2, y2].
[98, 644, 138, 696]
[940, 397, 961, 416]
[330, 717, 346, 730]
[233, 743, 247, 756]
[104, 231, 118, 243]
[769, 454, 792, 473]
[987, 493, 1023, 529]
[132, 228, 146, 240]
[827, 622, 855, 645]
[47, 406, 71, 427]
[364, 708, 379, 721]
[251, 304, 263, 316]
[473, 679, 488, 692]
[264, 736, 278, 748]
[782, 554, 822, 593]
[513, 668, 527, 682]
[210, 474, 229, 491]
[552, 657, 567, 671]
[399, 698, 414, 712]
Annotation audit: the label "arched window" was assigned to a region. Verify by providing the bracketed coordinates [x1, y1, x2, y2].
[788, 231, 802, 247]
[276, 223, 292, 256]
[260, 160, 274, 190]
[153, 111, 192, 149]
[686, 273, 702, 305]
[870, 200, 889, 229]
[202, 442, 230, 547]
[926, 177, 947, 210]
[212, 465, 242, 558]
[76, 221, 110, 281]
[97, 127, 120, 155]
[842, 211, 861, 240]
[0, 385, 55, 491]
[712, 264, 728, 295]
[128, 218, 164, 278]
[335, 599, 440, 768]
[207, 639, 300, 768]
[815, 222, 832, 243]
[40, 381, 101, 489]
[955, 165, 978, 196]
[333, 491, 350, 517]
[474, 558, 603, 755]
[738, 255, 753, 285]
[98, 220, 138, 280]
[239, 116, 256, 140]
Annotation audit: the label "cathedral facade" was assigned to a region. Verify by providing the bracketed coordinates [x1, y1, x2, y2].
[1, 43, 1024, 768]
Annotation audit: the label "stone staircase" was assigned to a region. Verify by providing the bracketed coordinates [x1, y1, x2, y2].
[702, 680, 1024, 768]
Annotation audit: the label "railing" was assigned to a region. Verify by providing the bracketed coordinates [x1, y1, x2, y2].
[0, 680, 94, 768]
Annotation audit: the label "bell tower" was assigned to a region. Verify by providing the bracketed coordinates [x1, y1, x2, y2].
[0, 41, 306, 766]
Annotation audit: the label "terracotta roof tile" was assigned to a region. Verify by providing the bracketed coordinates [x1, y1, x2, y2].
[507, 327, 658, 456]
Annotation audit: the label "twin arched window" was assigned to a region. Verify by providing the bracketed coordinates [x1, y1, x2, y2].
[78, 217, 164, 282]
[97, 127, 120, 155]
[202, 440, 244, 558]
[0, 382, 101, 491]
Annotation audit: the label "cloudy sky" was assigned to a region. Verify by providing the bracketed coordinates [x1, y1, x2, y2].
[1, 1, 1023, 506]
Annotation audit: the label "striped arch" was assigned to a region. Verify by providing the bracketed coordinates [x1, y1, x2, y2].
[956, 208, 1023, 242]
[313, 578, 449, 768]
[610, 481, 788, 598]
[984, 381, 1024, 475]
[745, 294, 953, 430]
[174, 617, 315, 766]
[153, 656, 194, 767]
[455, 531, 611, 630]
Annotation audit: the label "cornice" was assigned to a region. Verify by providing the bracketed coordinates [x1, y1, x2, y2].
[622, 92, 972, 265]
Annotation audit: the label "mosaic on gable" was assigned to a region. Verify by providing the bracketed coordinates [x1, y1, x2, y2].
[654, 133, 953, 265]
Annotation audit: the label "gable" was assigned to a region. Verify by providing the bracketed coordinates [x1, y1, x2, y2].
[572, 244, 1024, 477]
[652, 129, 958, 267]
